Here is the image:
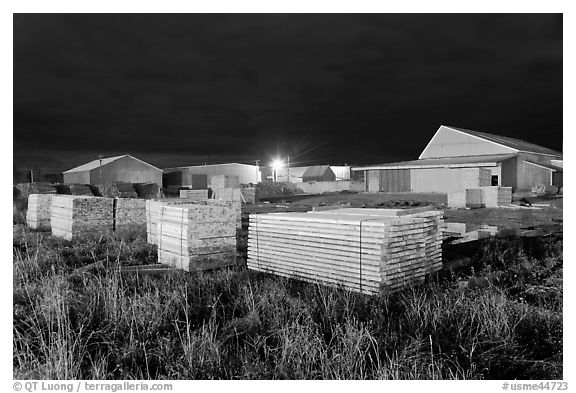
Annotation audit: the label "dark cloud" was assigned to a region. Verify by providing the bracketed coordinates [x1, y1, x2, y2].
[14, 14, 562, 172]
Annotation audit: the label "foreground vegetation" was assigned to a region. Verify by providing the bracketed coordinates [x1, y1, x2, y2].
[13, 225, 562, 379]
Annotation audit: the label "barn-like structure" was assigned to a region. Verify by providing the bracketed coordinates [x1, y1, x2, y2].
[62, 154, 162, 187]
[163, 163, 262, 187]
[302, 165, 336, 182]
[353, 125, 563, 193]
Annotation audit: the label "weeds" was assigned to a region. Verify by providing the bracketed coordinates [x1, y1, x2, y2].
[13, 227, 562, 379]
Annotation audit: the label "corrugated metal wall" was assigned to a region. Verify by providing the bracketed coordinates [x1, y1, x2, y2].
[89, 156, 162, 187]
[381, 169, 411, 192]
[410, 167, 483, 193]
[553, 172, 563, 188]
[517, 161, 552, 190]
[63, 171, 90, 184]
[165, 164, 261, 184]
[366, 170, 380, 192]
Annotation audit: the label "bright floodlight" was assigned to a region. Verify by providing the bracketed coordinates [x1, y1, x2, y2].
[271, 159, 284, 172]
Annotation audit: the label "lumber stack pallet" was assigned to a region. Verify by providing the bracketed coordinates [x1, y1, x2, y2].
[50, 195, 114, 240]
[210, 175, 241, 202]
[115, 198, 146, 228]
[26, 194, 54, 230]
[247, 207, 444, 295]
[479, 186, 512, 207]
[214, 187, 242, 202]
[146, 199, 241, 245]
[210, 175, 239, 190]
[156, 204, 237, 271]
[179, 189, 209, 200]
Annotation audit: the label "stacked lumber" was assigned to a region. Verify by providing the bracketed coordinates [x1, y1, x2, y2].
[210, 175, 241, 202]
[146, 199, 241, 245]
[313, 207, 444, 287]
[447, 190, 466, 208]
[179, 189, 209, 200]
[465, 189, 483, 207]
[210, 175, 239, 190]
[248, 207, 444, 294]
[50, 195, 114, 240]
[214, 187, 242, 202]
[479, 186, 512, 207]
[156, 204, 237, 271]
[115, 198, 146, 228]
[26, 194, 54, 230]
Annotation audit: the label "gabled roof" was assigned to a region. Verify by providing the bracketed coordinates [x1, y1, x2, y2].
[523, 160, 559, 172]
[445, 126, 562, 156]
[302, 165, 333, 178]
[166, 162, 260, 170]
[352, 154, 516, 171]
[63, 154, 161, 173]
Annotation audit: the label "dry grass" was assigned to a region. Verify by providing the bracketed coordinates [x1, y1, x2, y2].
[13, 224, 562, 379]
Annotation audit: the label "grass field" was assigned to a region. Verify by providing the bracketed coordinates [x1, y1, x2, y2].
[13, 203, 563, 379]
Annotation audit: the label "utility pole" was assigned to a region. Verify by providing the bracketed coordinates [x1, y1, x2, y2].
[255, 160, 260, 183]
[98, 154, 103, 184]
[287, 156, 290, 183]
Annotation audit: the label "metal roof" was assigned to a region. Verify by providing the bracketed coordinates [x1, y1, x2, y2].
[446, 126, 562, 156]
[352, 154, 516, 171]
[63, 154, 162, 173]
[302, 165, 333, 178]
[523, 160, 559, 172]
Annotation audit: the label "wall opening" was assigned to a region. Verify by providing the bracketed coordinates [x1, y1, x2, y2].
[491, 175, 499, 186]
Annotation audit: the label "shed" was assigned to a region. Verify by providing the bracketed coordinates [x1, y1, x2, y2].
[353, 125, 562, 192]
[302, 165, 336, 182]
[163, 163, 261, 186]
[63, 155, 162, 188]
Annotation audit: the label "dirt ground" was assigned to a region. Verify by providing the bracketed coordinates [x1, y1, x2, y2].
[243, 191, 563, 235]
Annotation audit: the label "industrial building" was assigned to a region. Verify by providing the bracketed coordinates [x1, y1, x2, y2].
[353, 125, 563, 193]
[275, 165, 350, 182]
[302, 165, 336, 182]
[163, 163, 262, 187]
[62, 154, 162, 187]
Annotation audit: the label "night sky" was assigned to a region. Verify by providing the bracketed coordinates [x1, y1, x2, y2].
[13, 14, 562, 173]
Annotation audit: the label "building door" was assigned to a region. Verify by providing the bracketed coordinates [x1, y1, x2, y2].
[491, 175, 499, 186]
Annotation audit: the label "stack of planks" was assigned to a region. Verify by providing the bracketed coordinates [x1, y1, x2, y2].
[247, 207, 444, 294]
[179, 189, 209, 200]
[465, 189, 483, 207]
[479, 186, 512, 207]
[210, 175, 241, 201]
[214, 188, 242, 202]
[146, 199, 241, 245]
[51, 195, 114, 240]
[447, 190, 466, 208]
[115, 198, 146, 228]
[156, 203, 237, 271]
[26, 194, 54, 230]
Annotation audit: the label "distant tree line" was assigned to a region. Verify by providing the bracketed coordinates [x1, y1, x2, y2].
[13, 166, 63, 184]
